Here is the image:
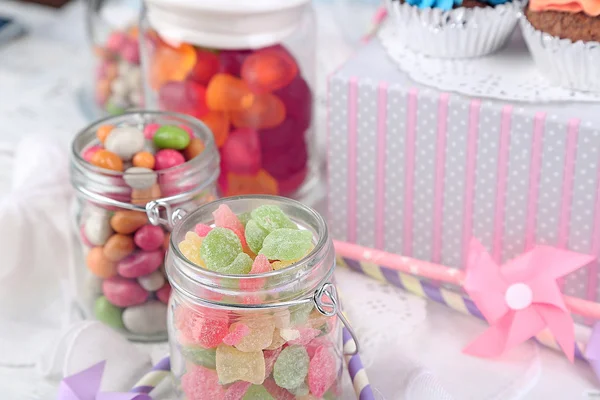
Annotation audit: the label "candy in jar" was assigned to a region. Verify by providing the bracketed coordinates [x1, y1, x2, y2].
[70, 111, 219, 340]
[140, 0, 319, 199]
[165, 196, 346, 398]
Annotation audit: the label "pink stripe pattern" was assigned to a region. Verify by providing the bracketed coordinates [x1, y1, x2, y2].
[375, 83, 388, 249]
[492, 106, 513, 262]
[433, 93, 450, 263]
[558, 119, 580, 291]
[463, 100, 481, 264]
[525, 112, 546, 250]
[588, 161, 600, 308]
[347, 77, 359, 243]
[404, 89, 418, 256]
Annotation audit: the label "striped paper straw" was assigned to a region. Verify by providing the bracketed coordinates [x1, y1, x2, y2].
[129, 356, 171, 394]
[344, 327, 376, 400]
[336, 256, 588, 361]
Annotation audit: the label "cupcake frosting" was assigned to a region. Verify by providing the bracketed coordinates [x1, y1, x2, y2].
[529, 0, 600, 16]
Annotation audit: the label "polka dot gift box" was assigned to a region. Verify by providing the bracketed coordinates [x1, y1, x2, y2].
[327, 39, 600, 325]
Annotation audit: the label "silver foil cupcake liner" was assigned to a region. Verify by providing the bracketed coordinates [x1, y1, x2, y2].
[520, 15, 600, 93]
[384, 0, 523, 58]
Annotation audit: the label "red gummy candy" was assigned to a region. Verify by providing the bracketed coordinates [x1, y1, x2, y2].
[156, 283, 171, 304]
[241, 46, 299, 94]
[175, 305, 229, 348]
[308, 346, 338, 397]
[261, 139, 308, 179]
[194, 223, 213, 237]
[221, 128, 262, 175]
[224, 381, 251, 400]
[213, 204, 248, 249]
[263, 378, 295, 400]
[240, 254, 272, 291]
[181, 365, 226, 400]
[306, 337, 332, 358]
[276, 167, 308, 196]
[187, 48, 220, 85]
[219, 49, 253, 76]
[274, 74, 312, 132]
[264, 347, 282, 377]
[159, 81, 209, 119]
[258, 118, 304, 152]
[230, 93, 286, 130]
[287, 328, 321, 346]
[222, 323, 250, 346]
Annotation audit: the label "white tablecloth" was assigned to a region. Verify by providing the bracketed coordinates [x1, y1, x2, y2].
[0, 1, 598, 399]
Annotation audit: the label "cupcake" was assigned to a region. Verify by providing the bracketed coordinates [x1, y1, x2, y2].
[521, 0, 600, 91]
[385, 0, 523, 58]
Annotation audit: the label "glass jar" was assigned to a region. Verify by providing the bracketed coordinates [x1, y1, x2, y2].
[86, 0, 144, 115]
[70, 111, 219, 341]
[166, 196, 351, 398]
[139, 0, 319, 200]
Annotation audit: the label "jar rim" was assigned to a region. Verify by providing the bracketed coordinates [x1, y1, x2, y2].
[167, 195, 335, 307]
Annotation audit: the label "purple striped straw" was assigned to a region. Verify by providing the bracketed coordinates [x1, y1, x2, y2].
[129, 356, 171, 395]
[344, 328, 376, 400]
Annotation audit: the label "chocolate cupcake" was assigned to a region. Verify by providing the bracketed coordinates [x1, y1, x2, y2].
[385, 0, 523, 58]
[521, 0, 600, 91]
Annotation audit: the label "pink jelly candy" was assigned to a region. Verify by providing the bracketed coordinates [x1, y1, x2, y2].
[241, 46, 298, 94]
[117, 250, 163, 278]
[158, 81, 209, 119]
[194, 223, 213, 237]
[175, 305, 229, 348]
[258, 118, 302, 152]
[222, 323, 250, 346]
[221, 128, 261, 175]
[155, 149, 186, 170]
[239, 254, 272, 291]
[182, 364, 227, 400]
[120, 37, 140, 64]
[105, 31, 127, 53]
[261, 140, 307, 179]
[156, 283, 171, 304]
[308, 346, 338, 397]
[102, 276, 149, 307]
[264, 347, 282, 377]
[188, 48, 220, 85]
[224, 381, 251, 400]
[82, 145, 103, 162]
[263, 378, 295, 400]
[143, 123, 161, 139]
[276, 168, 308, 196]
[288, 328, 321, 346]
[212, 204, 248, 249]
[306, 337, 331, 358]
[274, 74, 312, 132]
[134, 225, 165, 251]
[218, 49, 252, 76]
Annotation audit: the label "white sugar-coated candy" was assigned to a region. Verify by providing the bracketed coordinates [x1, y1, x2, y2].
[110, 78, 128, 96]
[128, 91, 142, 107]
[126, 68, 142, 91]
[122, 301, 167, 335]
[105, 126, 145, 161]
[137, 271, 165, 291]
[84, 213, 113, 246]
[118, 60, 132, 76]
[123, 167, 157, 189]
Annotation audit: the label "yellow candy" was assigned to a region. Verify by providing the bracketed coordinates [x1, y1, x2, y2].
[216, 345, 265, 385]
[234, 318, 275, 352]
[178, 231, 205, 267]
[265, 329, 287, 350]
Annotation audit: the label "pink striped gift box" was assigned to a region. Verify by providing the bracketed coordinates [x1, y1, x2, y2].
[327, 40, 600, 316]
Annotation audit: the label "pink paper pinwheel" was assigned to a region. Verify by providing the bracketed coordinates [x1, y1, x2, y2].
[463, 239, 594, 361]
[57, 361, 151, 400]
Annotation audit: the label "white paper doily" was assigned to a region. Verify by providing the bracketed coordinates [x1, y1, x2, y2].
[378, 21, 600, 103]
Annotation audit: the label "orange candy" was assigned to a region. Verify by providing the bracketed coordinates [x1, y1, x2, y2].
[224, 170, 278, 196]
[103, 234, 135, 262]
[111, 211, 148, 234]
[240, 46, 299, 94]
[91, 150, 124, 171]
[201, 111, 230, 147]
[96, 125, 114, 143]
[86, 247, 118, 278]
[230, 93, 286, 130]
[183, 138, 206, 160]
[132, 183, 162, 205]
[132, 151, 156, 169]
[206, 74, 254, 112]
[150, 41, 197, 90]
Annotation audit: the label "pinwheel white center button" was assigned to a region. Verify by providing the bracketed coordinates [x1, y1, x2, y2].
[505, 283, 533, 310]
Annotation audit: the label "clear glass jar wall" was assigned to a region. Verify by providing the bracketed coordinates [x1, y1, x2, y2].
[70, 111, 219, 341]
[139, 0, 318, 199]
[166, 196, 343, 398]
[87, 0, 144, 115]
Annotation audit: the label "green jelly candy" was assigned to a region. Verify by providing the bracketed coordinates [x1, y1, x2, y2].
[250, 205, 297, 233]
[290, 303, 313, 325]
[238, 212, 252, 228]
[105, 101, 125, 116]
[181, 346, 217, 369]
[94, 296, 124, 330]
[200, 227, 243, 271]
[324, 390, 337, 400]
[242, 385, 274, 400]
[245, 219, 269, 254]
[273, 345, 309, 390]
[153, 125, 191, 150]
[259, 229, 313, 261]
[221, 252, 253, 275]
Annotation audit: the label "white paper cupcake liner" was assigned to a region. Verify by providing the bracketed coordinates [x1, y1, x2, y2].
[384, 0, 523, 58]
[520, 15, 600, 93]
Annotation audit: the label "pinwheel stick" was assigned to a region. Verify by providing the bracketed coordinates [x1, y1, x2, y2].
[333, 240, 600, 321]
